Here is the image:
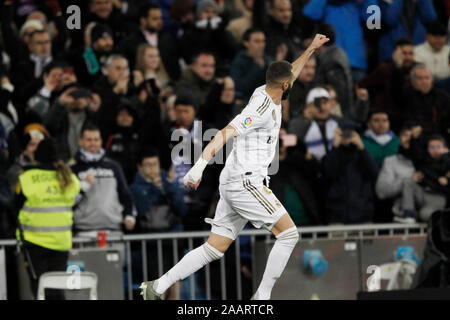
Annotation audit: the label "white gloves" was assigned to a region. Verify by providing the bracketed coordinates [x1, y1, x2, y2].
[182, 157, 209, 187]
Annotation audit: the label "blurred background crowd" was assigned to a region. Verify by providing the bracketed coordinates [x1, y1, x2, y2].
[0, 0, 449, 242]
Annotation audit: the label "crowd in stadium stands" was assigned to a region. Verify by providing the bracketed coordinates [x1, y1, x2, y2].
[1, 0, 450, 242]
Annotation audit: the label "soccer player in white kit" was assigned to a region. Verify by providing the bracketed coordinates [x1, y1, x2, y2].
[140, 34, 329, 300]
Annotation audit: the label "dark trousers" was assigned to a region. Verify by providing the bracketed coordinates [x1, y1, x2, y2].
[24, 241, 68, 300]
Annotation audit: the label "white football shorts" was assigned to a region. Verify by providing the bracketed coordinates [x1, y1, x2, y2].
[205, 177, 288, 240]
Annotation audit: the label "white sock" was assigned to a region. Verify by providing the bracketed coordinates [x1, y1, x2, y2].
[253, 227, 299, 300]
[154, 242, 224, 294]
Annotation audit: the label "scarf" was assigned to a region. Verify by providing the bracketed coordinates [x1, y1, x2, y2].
[79, 147, 105, 163]
[364, 129, 394, 146]
[304, 118, 338, 161]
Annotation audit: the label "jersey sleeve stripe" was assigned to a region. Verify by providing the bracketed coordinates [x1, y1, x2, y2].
[256, 97, 269, 114]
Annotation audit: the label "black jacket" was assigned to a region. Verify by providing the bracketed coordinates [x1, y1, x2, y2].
[197, 81, 236, 130]
[177, 20, 238, 67]
[413, 210, 450, 289]
[402, 87, 450, 143]
[322, 146, 379, 223]
[44, 103, 96, 161]
[105, 126, 141, 184]
[253, 0, 304, 62]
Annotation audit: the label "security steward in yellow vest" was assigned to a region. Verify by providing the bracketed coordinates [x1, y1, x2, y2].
[15, 139, 80, 299]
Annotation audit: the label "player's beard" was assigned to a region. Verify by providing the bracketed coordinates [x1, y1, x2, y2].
[281, 84, 292, 100]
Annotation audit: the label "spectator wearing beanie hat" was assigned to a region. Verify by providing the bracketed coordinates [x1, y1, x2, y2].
[68, 23, 114, 87]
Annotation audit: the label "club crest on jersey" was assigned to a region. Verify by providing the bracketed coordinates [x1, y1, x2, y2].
[243, 117, 252, 127]
[275, 199, 281, 207]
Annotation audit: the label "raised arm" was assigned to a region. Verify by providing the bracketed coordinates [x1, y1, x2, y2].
[290, 34, 329, 85]
[183, 125, 238, 189]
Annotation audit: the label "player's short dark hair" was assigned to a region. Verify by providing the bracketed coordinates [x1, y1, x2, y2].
[266, 61, 292, 87]
[137, 147, 160, 164]
[242, 27, 265, 42]
[395, 38, 414, 48]
[316, 24, 335, 46]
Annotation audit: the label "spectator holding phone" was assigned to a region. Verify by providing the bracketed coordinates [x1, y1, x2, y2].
[44, 85, 97, 160]
[288, 87, 339, 162]
[322, 125, 379, 224]
[27, 61, 75, 122]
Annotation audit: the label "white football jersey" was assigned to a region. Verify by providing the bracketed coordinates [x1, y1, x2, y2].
[219, 85, 281, 184]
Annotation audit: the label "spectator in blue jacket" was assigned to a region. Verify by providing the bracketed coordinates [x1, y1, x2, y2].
[303, 0, 379, 82]
[130, 147, 186, 300]
[379, 0, 437, 62]
[130, 147, 186, 233]
[230, 28, 274, 101]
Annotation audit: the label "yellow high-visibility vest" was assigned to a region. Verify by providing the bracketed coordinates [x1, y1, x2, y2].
[16, 168, 80, 251]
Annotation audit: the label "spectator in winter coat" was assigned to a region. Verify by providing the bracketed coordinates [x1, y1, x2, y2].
[378, 0, 437, 63]
[166, 92, 219, 230]
[68, 23, 115, 87]
[104, 103, 141, 184]
[175, 51, 216, 110]
[198, 77, 238, 130]
[322, 127, 379, 224]
[288, 87, 339, 162]
[288, 55, 317, 120]
[130, 147, 186, 233]
[130, 146, 186, 300]
[227, 0, 254, 44]
[362, 110, 400, 168]
[117, 3, 180, 81]
[303, 0, 379, 82]
[26, 61, 74, 122]
[401, 64, 450, 143]
[71, 123, 136, 234]
[10, 30, 54, 105]
[44, 85, 98, 160]
[359, 38, 417, 133]
[395, 133, 450, 223]
[253, 0, 305, 62]
[414, 21, 450, 82]
[230, 28, 274, 101]
[92, 55, 138, 140]
[177, 0, 238, 68]
[313, 24, 357, 120]
[375, 127, 417, 221]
